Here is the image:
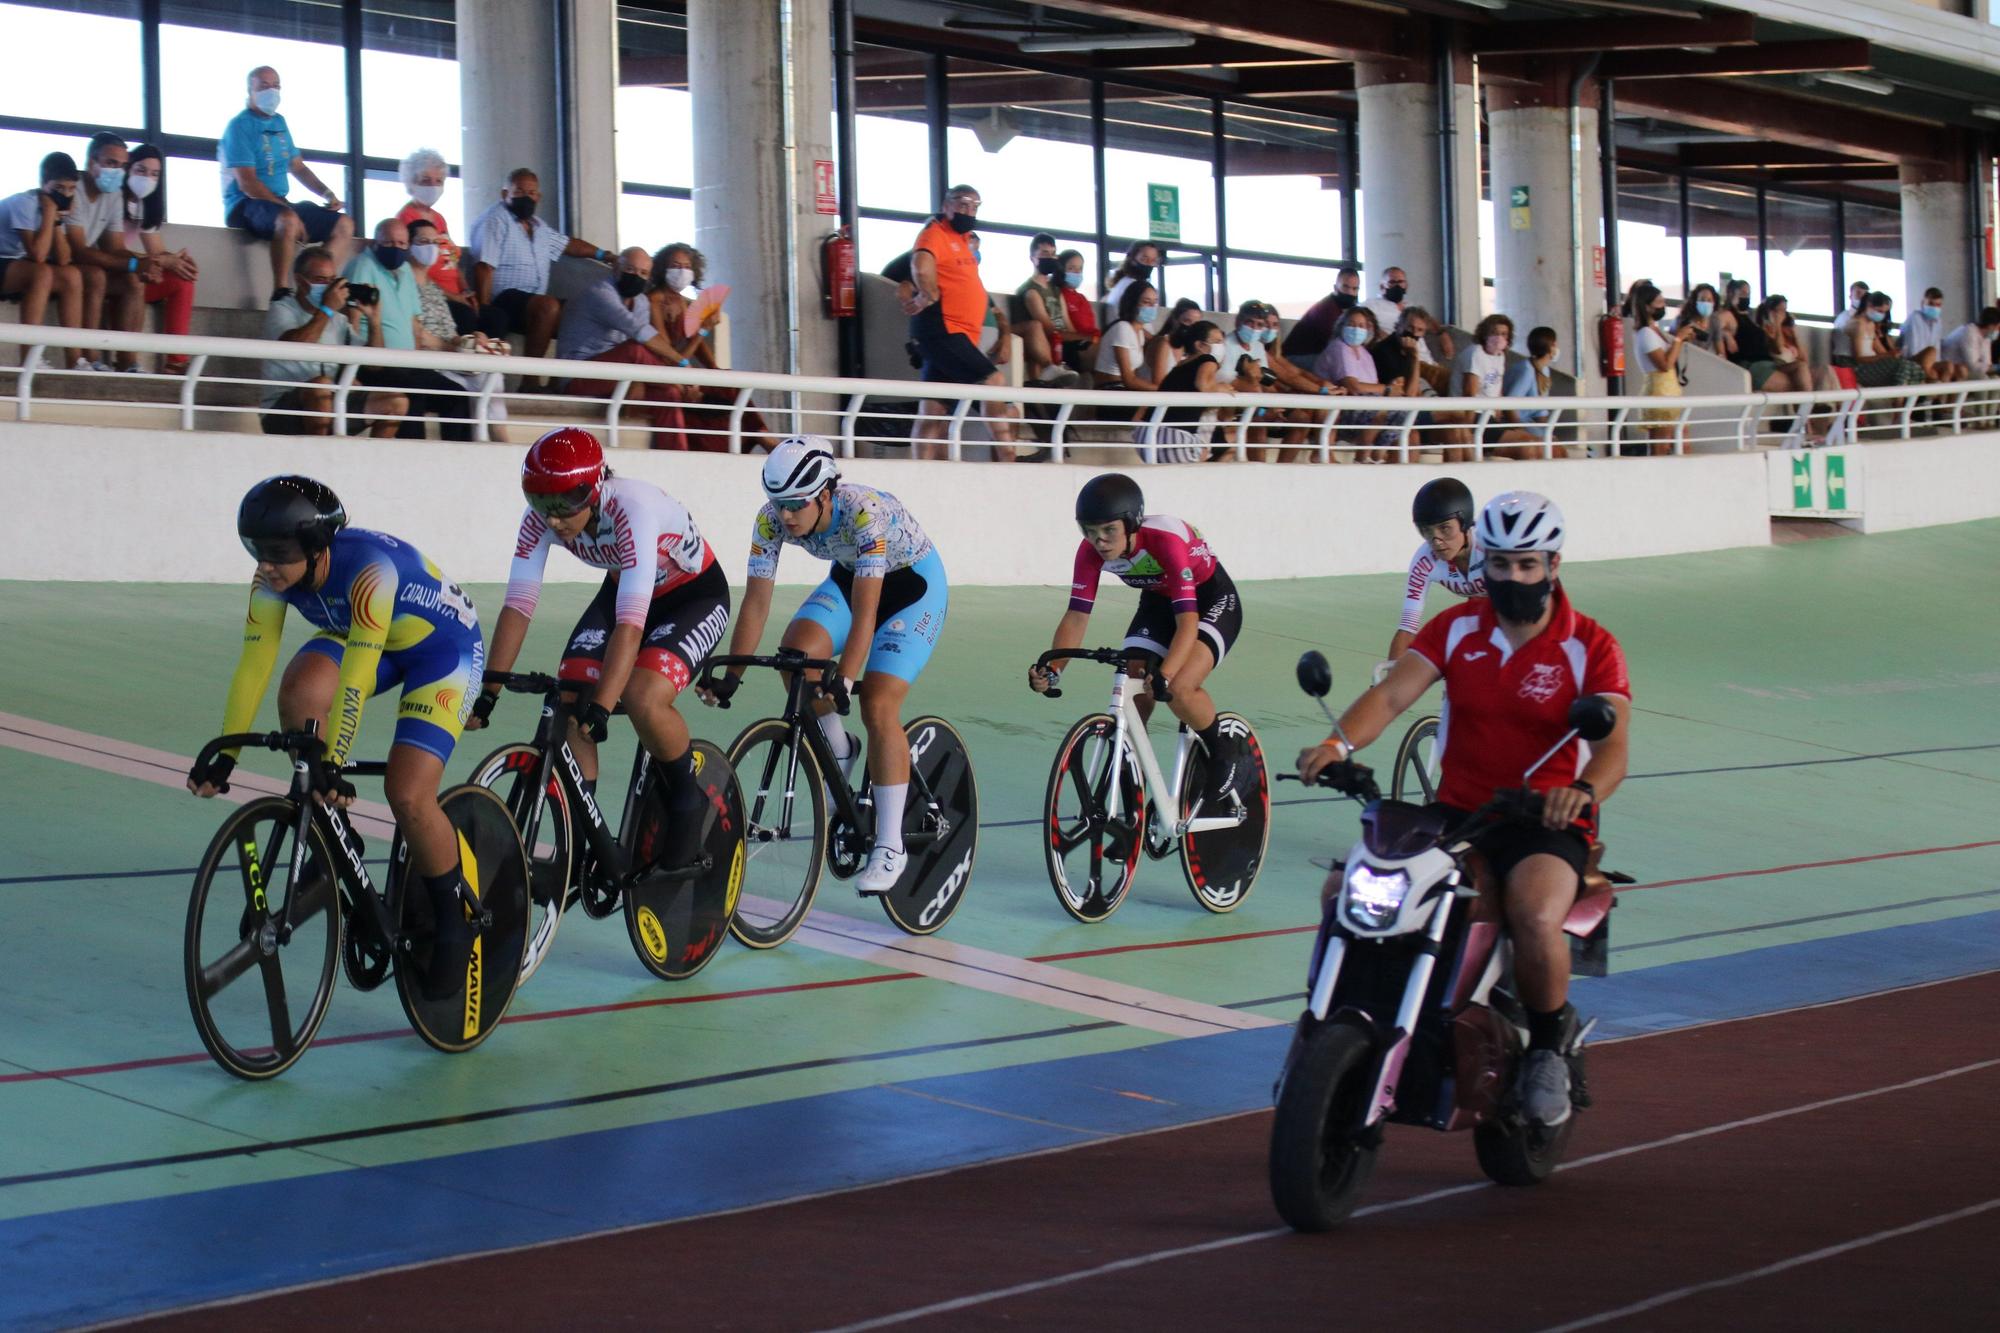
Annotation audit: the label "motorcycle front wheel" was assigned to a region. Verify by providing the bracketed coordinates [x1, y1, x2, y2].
[1268, 1021, 1380, 1231]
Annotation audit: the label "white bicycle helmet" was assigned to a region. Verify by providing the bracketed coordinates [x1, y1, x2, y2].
[762, 435, 841, 501]
[1476, 490, 1565, 553]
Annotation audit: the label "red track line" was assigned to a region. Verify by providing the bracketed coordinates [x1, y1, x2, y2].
[8, 838, 1995, 1087]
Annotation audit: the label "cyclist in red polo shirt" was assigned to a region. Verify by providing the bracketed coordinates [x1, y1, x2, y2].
[1297, 491, 1631, 1127]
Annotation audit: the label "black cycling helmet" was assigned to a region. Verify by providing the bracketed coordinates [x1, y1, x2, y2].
[238, 475, 347, 564]
[1411, 477, 1475, 533]
[1075, 473, 1145, 532]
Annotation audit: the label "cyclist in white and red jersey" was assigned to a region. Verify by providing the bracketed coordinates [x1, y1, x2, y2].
[471, 427, 729, 866]
[1388, 477, 1485, 662]
[1300, 491, 1630, 1127]
[1029, 473, 1248, 806]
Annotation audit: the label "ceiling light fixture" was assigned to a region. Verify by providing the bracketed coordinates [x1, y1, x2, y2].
[1810, 71, 1894, 96]
[1019, 31, 1198, 53]
[1973, 106, 2000, 122]
[1456, 0, 1510, 10]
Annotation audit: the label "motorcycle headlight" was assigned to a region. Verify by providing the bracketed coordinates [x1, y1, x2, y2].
[1342, 865, 1411, 930]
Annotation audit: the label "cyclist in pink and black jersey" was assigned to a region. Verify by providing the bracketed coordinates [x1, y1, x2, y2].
[1029, 473, 1247, 804]
[1389, 476, 1485, 662]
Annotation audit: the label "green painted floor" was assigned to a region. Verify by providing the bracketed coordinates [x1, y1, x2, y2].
[2, 518, 1996, 1223]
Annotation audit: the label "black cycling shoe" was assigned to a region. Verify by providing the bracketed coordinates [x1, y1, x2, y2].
[1203, 741, 1245, 808]
[658, 805, 707, 873]
[420, 877, 478, 1001]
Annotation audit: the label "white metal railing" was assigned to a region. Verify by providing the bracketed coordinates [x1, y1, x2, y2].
[3, 325, 1997, 461]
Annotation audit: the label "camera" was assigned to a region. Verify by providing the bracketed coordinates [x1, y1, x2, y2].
[345, 282, 379, 307]
[1259, 367, 1278, 388]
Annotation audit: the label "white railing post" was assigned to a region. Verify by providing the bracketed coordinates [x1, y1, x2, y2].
[605, 379, 633, 450]
[1314, 405, 1337, 463]
[1051, 402, 1073, 463]
[840, 393, 864, 458]
[1734, 401, 1756, 451]
[727, 387, 751, 454]
[1473, 407, 1492, 462]
[178, 354, 208, 430]
[1673, 407, 1688, 456]
[946, 397, 972, 462]
[1233, 406, 1255, 461]
[332, 363, 360, 437]
[475, 373, 500, 443]
[1898, 391, 1917, 439]
[1395, 405, 1416, 463]
[16, 344, 44, 420]
[1951, 387, 1970, 435]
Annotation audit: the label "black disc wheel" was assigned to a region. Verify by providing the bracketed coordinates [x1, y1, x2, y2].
[184, 797, 342, 1080]
[622, 741, 744, 979]
[1391, 715, 1441, 803]
[1269, 1021, 1382, 1232]
[726, 717, 827, 949]
[469, 742, 573, 984]
[1042, 713, 1146, 924]
[877, 716, 978, 935]
[393, 784, 531, 1054]
[1178, 713, 1271, 913]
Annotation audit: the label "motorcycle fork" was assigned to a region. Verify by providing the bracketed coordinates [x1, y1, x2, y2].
[1360, 894, 1457, 1129]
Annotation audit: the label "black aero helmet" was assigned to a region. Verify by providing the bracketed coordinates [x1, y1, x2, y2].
[1412, 477, 1475, 533]
[238, 475, 347, 563]
[1075, 472, 1144, 531]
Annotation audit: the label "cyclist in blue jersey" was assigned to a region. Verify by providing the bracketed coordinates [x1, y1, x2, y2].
[186, 476, 486, 998]
[700, 436, 949, 895]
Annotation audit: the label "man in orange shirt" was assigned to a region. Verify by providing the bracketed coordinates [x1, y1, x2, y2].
[907, 184, 1020, 461]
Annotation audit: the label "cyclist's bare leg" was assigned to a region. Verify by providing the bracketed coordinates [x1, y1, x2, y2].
[383, 745, 455, 877]
[623, 670, 690, 763]
[859, 673, 910, 785]
[1124, 650, 1217, 732]
[276, 649, 339, 736]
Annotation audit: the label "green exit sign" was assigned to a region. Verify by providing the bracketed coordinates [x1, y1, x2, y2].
[1148, 183, 1180, 242]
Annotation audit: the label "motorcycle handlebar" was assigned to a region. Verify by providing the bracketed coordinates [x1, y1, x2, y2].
[1276, 760, 1381, 803]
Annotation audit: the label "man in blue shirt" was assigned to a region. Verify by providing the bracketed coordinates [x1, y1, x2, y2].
[219, 65, 353, 301]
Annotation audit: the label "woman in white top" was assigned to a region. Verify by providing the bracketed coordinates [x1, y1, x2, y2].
[1454, 314, 1538, 460]
[1631, 282, 1693, 457]
[1093, 280, 1163, 391]
[116, 145, 198, 373]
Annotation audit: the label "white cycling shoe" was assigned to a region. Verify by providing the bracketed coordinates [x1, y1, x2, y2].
[856, 844, 906, 896]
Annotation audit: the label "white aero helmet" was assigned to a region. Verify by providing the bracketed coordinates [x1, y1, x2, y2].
[762, 435, 840, 501]
[1476, 490, 1565, 553]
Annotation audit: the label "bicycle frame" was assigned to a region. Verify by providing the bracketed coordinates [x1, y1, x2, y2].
[271, 755, 393, 945]
[512, 688, 634, 886]
[1096, 670, 1245, 842]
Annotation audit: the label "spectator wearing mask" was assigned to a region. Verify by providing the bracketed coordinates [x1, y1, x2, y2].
[1939, 305, 1999, 380]
[395, 146, 499, 338]
[1241, 298, 1334, 462]
[258, 246, 403, 436]
[344, 216, 478, 440]
[1849, 291, 1923, 387]
[1100, 241, 1161, 332]
[1454, 314, 1537, 459]
[1009, 233, 1077, 383]
[1093, 279, 1163, 391]
[1830, 280, 1870, 366]
[1363, 266, 1410, 336]
[646, 241, 761, 452]
[1632, 282, 1691, 456]
[1746, 295, 1813, 395]
[1899, 287, 1951, 381]
[465, 167, 615, 364]
[1283, 265, 1362, 362]
[404, 216, 511, 441]
[1140, 319, 1237, 463]
[220, 66, 353, 301]
[905, 184, 1020, 461]
[1054, 248, 1100, 355]
[557, 246, 698, 451]
[1673, 284, 1720, 354]
[1374, 307, 1466, 460]
[116, 145, 198, 374]
[66, 133, 158, 364]
[1491, 321, 1556, 461]
[0, 152, 86, 370]
[1316, 305, 1389, 462]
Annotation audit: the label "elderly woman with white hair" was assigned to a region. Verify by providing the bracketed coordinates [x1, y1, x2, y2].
[394, 146, 505, 338]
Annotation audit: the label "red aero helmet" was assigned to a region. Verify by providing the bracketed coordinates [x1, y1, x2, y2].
[522, 427, 605, 517]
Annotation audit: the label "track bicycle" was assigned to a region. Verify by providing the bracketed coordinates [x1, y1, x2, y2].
[1033, 647, 1270, 923]
[701, 649, 978, 941]
[467, 671, 744, 983]
[183, 725, 529, 1080]
[1370, 659, 1441, 803]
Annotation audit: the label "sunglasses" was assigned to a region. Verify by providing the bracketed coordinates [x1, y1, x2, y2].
[774, 496, 817, 513]
[526, 484, 593, 519]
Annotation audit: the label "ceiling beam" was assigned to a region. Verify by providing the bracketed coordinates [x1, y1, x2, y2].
[1026, 1, 1419, 61]
[1755, 164, 1900, 183]
[1473, 13, 1754, 56]
[1618, 76, 1942, 164]
[1231, 64, 1356, 96]
[1674, 141, 1877, 168]
[1603, 39, 1872, 81]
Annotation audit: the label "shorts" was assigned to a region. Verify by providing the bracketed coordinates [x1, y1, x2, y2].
[228, 198, 345, 244]
[298, 620, 485, 765]
[558, 561, 731, 692]
[1122, 564, 1242, 668]
[1435, 803, 1590, 887]
[1640, 372, 1682, 424]
[794, 547, 948, 684]
[488, 288, 548, 334]
[916, 330, 997, 386]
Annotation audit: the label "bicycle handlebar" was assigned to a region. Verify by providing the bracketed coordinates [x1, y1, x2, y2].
[702, 650, 840, 676]
[484, 669, 561, 694]
[1032, 647, 1171, 702]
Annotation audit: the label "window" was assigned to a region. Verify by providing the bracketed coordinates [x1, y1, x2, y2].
[1684, 179, 1760, 298]
[1761, 190, 1835, 320]
[1224, 257, 1339, 318]
[1102, 86, 1216, 249]
[162, 2, 350, 153]
[165, 153, 226, 227]
[1616, 166, 1684, 301]
[616, 7, 693, 202]
[944, 60, 1094, 236]
[0, 127, 84, 199]
[1221, 104, 1344, 262]
[361, 1, 459, 165]
[0, 2, 143, 127]
[619, 192, 696, 254]
[1842, 195, 1905, 309]
[856, 42, 934, 215]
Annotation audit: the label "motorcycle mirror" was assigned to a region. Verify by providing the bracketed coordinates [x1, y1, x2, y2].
[1296, 651, 1333, 699]
[1568, 695, 1618, 743]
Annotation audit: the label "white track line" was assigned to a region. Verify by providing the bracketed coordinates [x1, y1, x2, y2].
[815, 1055, 2000, 1331]
[4, 713, 1274, 1037]
[1534, 1196, 2000, 1332]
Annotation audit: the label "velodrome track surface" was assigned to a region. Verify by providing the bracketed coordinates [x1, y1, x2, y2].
[2, 519, 1997, 1328]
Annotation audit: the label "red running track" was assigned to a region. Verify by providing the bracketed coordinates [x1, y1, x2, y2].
[134, 972, 2000, 1331]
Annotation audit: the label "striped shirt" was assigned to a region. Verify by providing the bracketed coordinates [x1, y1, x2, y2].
[464, 202, 569, 296]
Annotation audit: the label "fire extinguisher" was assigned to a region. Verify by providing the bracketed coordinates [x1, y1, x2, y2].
[1599, 311, 1626, 378]
[822, 226, 856, 319]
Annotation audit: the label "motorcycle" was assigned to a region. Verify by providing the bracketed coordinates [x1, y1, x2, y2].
[1268, 650, 1628, 1232]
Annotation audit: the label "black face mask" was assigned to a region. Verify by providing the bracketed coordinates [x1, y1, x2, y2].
[1488, 576, 1553, 624]
[1383, 285, 1407, 304]
[947, 213, 977, 235]
[1332, 293, 1357, 311]
[46, 188, 73, 210]
[1036, 256, 1063, 278]
[506, 195, 536, 220]
[614, 271, 647, 300]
